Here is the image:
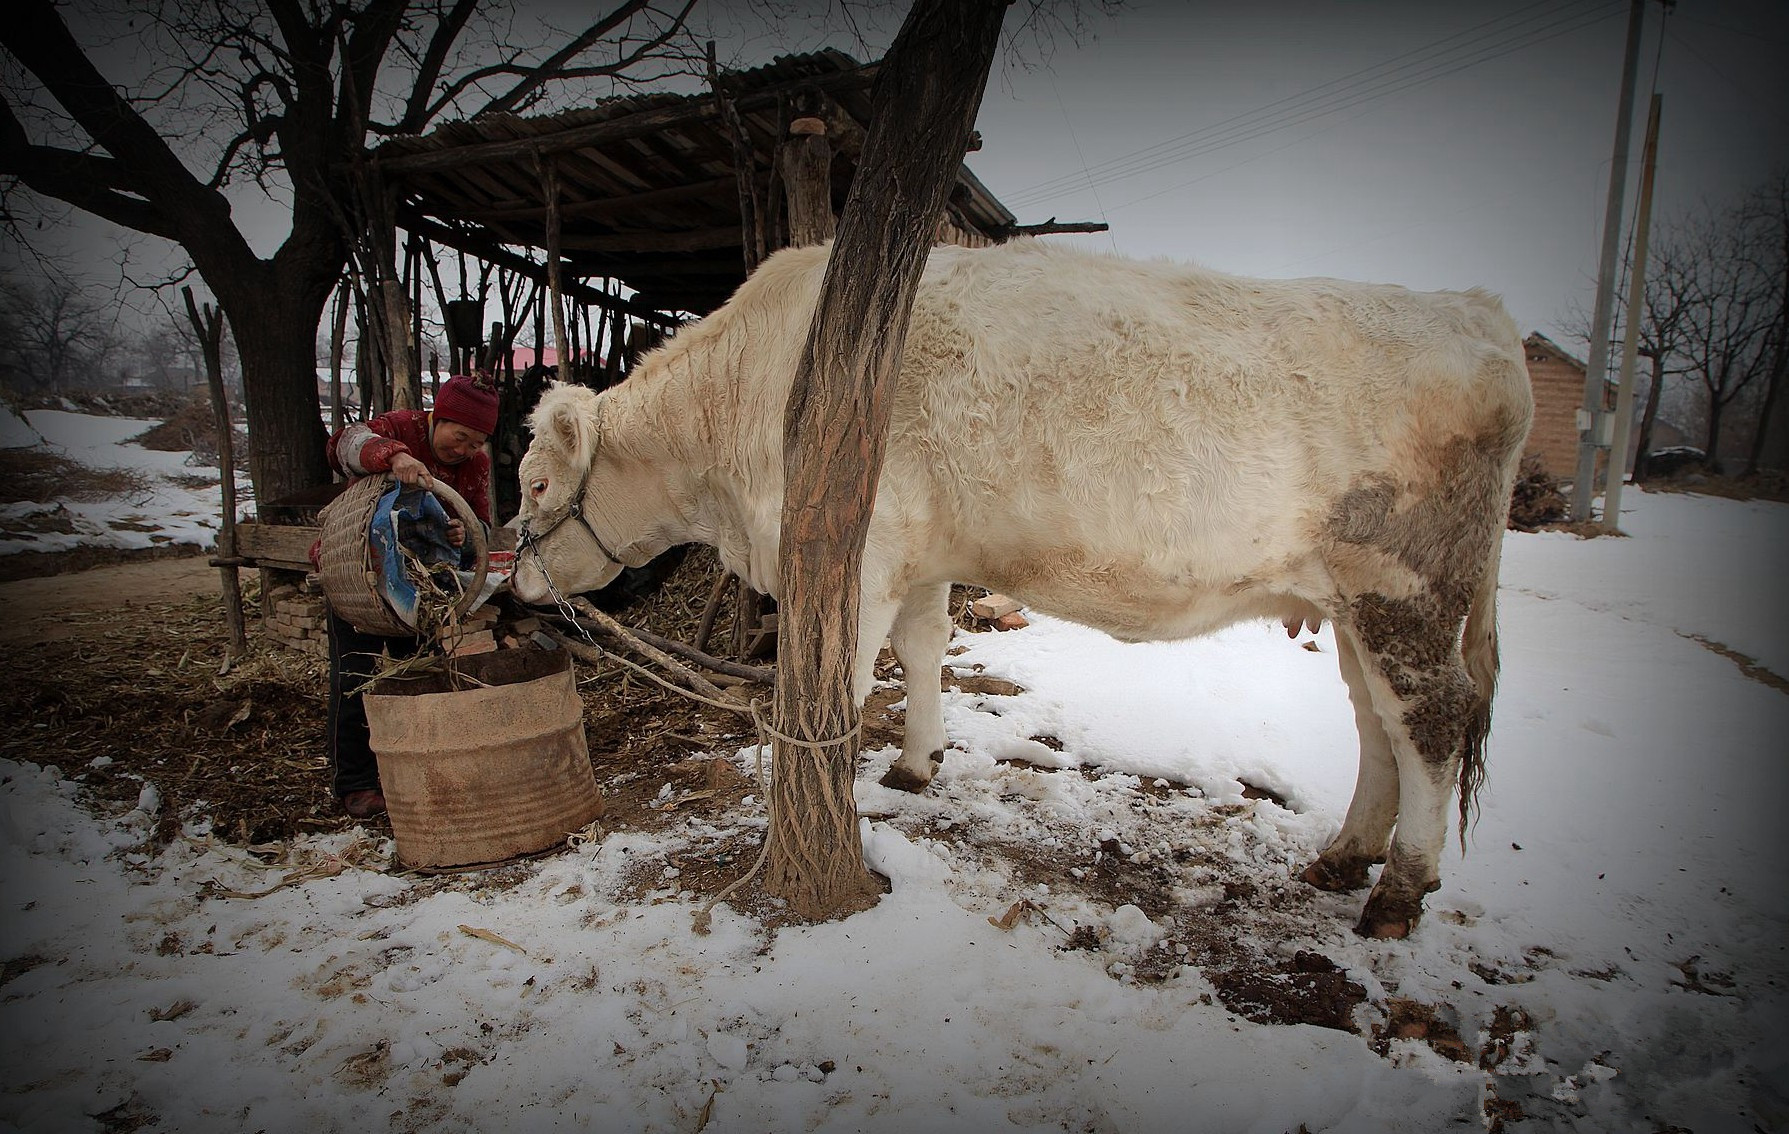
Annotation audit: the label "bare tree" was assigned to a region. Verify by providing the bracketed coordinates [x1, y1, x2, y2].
[1571, 179, 1789, 478]
[1627, 223, 1696, 479]
[1672, 202, 1779, 470]
[0, 270, 114, 394]
[0, 0, 703, 503]
[1738, 172, 1788, 475]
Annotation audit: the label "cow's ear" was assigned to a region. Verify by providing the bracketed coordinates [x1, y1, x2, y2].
[542, 397, 586, 458]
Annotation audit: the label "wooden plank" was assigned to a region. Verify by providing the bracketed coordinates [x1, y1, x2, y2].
[558, 226, 742, 254]
[235, 522, 320, 571]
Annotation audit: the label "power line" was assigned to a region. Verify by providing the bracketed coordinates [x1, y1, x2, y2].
[1001, 0, 1625, 211]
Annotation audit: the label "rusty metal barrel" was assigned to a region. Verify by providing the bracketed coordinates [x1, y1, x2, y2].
[366, 648, 603, 871]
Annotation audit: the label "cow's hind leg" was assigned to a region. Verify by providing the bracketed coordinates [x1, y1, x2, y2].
[1302, 629, 1398, 893]
[876, 582, 953, 793]
[1342, 589, 1482, 939]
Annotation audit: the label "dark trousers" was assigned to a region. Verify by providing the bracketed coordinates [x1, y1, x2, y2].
[325, 607, 422, 799]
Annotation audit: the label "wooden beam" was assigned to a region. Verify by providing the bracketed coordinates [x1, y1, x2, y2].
[780, 117, 836, 248]
[399, 212, 681, 326]
[451, 177, 737, 224]
[378, 66, 882, 178]
[575, 256, 743, 276]
[988, 218, 1110, 239]
[537, 154, 572, 383]
[556, 226, 741, 254]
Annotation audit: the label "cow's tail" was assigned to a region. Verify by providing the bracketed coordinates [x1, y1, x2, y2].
[1457, 522, 1504, 850]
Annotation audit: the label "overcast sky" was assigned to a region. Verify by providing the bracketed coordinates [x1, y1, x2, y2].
[13, 0, 1788, 354]
[952, 0, 1789, 348]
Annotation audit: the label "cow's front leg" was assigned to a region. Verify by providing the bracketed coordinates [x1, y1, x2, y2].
[875, 583, 952, 793]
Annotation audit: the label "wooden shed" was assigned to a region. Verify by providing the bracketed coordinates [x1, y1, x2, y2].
[368, 50, 1063, 323]
[237, 50, 1096, 586]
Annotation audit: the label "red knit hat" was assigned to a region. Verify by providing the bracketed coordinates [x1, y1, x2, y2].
[434, 373, 498, 436]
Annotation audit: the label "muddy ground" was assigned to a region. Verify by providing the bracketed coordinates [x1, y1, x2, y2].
[0, 548, 1443, 1048]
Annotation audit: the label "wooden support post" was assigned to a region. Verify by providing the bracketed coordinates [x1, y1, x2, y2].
[708, 41, 763, 273]
[363, 169, 422, 412]
[537, 153, 572, 385]
[381, 276, 421, 410]
[328, 281, 349, 433]
[763, 0, 1008, 922]
[183, 286, 248, 664]
[780, 116, 836, 247]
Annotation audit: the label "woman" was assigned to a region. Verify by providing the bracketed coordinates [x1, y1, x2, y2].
[321, 373, 497, 819]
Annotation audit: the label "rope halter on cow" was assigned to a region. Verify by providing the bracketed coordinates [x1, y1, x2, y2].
[516, 399, 628, 572]
[516, 459, 627, 570]
[515, 405, 631, 634]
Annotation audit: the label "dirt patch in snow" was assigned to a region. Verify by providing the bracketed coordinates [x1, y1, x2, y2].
[0, 447, 154, 505]
[6, 550, 1376, 1041]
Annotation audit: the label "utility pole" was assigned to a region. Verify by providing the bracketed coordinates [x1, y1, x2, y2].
[1570, 0, 1648, 522]
[1602, 93, 1662, 533]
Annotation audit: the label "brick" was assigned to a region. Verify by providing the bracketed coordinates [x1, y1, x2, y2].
[970, 593, 1022, 620]
[992, 611, 1030, 632]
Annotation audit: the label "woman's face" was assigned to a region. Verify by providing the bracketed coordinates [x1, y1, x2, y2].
[432, 420, 488, 465]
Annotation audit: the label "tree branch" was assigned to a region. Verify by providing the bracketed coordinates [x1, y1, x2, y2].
[476, 0, 656, 118]
[397, 0, 482, 133]
[0, 0, 224, 227]
[0, 98, 181, 239]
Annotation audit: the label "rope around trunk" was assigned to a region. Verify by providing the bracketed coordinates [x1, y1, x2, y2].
[539, 611, 862, 935]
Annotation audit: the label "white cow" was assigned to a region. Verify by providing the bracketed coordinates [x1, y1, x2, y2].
[511, 239, 1533, 938]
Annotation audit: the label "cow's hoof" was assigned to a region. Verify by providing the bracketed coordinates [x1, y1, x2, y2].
[1354, 890, 1423, 939]
[878, 764, 932, 793]
[1356, 916, 1413, 940]
[1301, 855, 1371, 892]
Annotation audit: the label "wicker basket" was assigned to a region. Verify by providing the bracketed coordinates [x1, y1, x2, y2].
[317, 473, 489, 637]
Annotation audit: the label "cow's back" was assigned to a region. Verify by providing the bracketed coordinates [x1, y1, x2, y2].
[874, 242, 1529, 621]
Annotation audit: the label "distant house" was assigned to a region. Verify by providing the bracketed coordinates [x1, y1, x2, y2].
[1522, 333, 1595, 479]
[505, 347, 597, 372]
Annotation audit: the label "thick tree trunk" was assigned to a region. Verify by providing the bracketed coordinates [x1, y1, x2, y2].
[762, 0, 1008, 922]
[1706, 396, 1726, 473]
[219, 277, 333, 505]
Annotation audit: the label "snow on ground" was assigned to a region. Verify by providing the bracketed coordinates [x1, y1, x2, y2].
[2, 423, 1787, 1132]
[0, 410, 232, 558]
[1, 404, 41, 450]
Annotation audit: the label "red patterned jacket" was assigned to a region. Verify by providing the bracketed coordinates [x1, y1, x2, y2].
[327, 410, 493, 525]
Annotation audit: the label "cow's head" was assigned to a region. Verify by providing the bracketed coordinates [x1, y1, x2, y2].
[510, 383, 668, 605]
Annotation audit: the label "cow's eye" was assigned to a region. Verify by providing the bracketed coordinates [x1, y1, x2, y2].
[529, 479, 548, 497]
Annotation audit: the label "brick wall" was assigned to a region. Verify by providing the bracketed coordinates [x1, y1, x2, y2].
[1523, 335, 1608, 481]
[262, 581, 329, 658]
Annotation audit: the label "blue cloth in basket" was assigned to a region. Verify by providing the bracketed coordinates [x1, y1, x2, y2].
[369, 485, 472, 630]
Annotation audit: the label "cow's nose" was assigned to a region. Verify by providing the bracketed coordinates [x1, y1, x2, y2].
[509, 564, 546, 604]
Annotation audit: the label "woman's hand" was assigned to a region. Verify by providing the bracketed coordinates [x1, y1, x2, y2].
[390, 452, 434, 489]
[445, 519, 466, 548]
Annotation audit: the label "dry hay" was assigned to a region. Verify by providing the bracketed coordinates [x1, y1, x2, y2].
[130, 399, 249, 470]
[0, 448, 152, 505]
[1506, 455, 1567, 532]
